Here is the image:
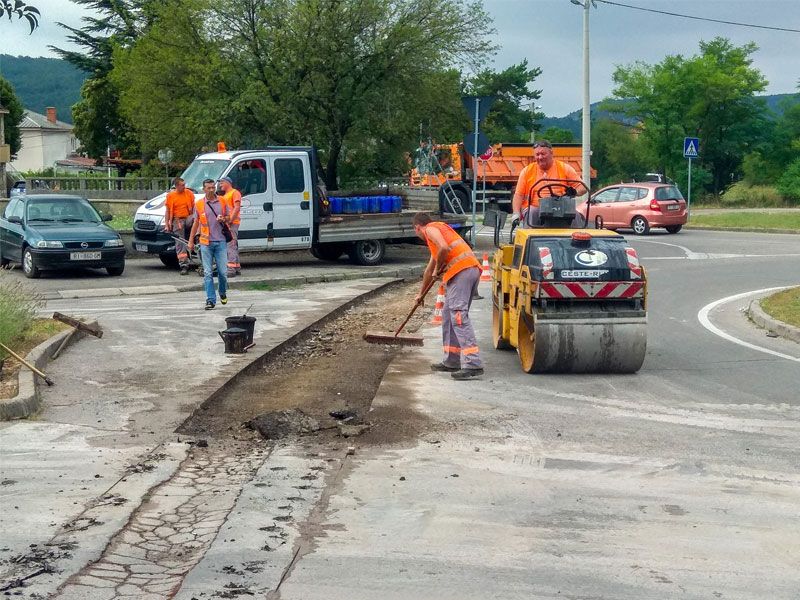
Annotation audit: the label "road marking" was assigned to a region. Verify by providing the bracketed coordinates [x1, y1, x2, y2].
[697, 287, 800, 363]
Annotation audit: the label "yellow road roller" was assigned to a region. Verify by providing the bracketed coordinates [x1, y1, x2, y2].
[491, 180, 647, 373]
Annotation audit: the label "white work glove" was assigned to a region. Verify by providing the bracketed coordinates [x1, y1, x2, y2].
[511, 212, 521, 227]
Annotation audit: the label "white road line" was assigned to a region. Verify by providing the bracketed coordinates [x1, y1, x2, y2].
[631, 238, 693, 256]
[697, 287, 800, 363]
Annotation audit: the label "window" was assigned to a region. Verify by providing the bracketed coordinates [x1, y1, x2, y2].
[592, 188, 619, 203]
[275, 158, 306, 193]
[230, 159, 267, 196]
[181, 159, 228, 192]
[655, 186, 684, 201]
[637, 188, 649, 200]
[618, 187, 640, 202]
[4, 199, 21, 219]
[512, 244, 523, 268]
[27, 197, 101, 222]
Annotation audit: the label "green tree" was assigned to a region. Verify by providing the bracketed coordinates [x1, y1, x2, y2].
[463, 61, 542, 143]
[541, 127, 575, 144]
[0, 76, 24, 155]
[590, 119, 648, 186]
[612, 37, 768, 194]
[0, 1, 40, 33]
[112, 0, 495, 188]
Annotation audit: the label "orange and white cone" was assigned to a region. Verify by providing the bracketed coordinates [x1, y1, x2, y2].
[430, 284, 445, 325]
[480, 252, 492, 282]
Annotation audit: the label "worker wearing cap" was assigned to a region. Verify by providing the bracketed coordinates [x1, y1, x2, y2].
[187, 179, 229, 310]
[512, 140, 580, 228]
[164, 177, 196, 275]
[413, 212, 484, 380]
[219, 177, 242, 277]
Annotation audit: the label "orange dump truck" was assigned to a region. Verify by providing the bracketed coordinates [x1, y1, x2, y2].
[409, 142, 593, 212]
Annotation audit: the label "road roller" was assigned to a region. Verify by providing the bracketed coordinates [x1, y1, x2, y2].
[490, 179, 647, 373]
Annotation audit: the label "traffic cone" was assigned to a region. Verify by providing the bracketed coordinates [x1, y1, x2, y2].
[480, 252, 492, 282]
[430, 284, 445, 325]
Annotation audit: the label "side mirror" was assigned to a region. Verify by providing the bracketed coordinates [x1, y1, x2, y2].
[102, 214, 114, 222]
[7, 216, 23, 225]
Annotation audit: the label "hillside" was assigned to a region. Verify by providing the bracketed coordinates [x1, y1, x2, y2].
[540, 93, 800, 140]
[0, 54, 86, 123]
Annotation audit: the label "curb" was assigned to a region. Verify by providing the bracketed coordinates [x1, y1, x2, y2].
[51, 264, 426, 300]
[748, 298, 800, 344]
[174, 277, 408, 434]
[685, 225, 799, 235]
[0, 324, 92, 420]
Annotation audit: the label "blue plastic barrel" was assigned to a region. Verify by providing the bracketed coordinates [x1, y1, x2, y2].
[391, 196, 402, 213]
[329, 197, 343, 214]
[366, 196, 379, 213]
[345, 197, 363, 214]
[380, 196, 393, 213]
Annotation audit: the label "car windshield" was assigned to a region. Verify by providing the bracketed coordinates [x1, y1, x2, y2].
[26, 198, 102, 223]
[655, 186, 684, 201]
[180, 159, 229, 192]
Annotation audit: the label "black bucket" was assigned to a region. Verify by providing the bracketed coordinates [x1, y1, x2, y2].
[219, 327, 248, 354]
[225, 315, 256, 346]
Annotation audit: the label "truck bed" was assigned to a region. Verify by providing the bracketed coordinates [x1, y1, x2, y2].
[317, 211, 470, 243]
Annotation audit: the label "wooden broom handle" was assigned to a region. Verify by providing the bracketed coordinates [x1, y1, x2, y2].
[394, 277, 439, 337]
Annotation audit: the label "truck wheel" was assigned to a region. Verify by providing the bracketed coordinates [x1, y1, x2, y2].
[439, 187, 471, 214]
[311, 244, 345, 261]
[348, 240, 386, 266]
[159, 251, 179, 268]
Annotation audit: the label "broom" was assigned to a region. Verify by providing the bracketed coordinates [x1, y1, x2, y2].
[363, 277, 438, 346]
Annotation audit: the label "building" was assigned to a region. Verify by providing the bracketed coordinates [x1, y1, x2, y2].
[10, 107, 78, 173]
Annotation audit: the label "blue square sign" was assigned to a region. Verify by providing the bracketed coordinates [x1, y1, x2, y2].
[684, 137, 699, 158]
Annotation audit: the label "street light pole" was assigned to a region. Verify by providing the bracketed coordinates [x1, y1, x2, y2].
[572, 0, 594, 191]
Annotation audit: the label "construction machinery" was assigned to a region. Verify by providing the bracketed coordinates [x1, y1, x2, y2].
[490, 179, 647, 374]
[410, 142, 593, 213]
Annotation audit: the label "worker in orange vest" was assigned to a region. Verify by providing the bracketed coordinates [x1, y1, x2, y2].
[187, 179, 230, 310]
[218, 177, 242, 277]
[512, 140, 580, 228]
[413, 212, 483, 379]
[163, 177, 196, 275]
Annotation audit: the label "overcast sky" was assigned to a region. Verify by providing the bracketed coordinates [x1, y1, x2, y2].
[2, 0, 799, 116]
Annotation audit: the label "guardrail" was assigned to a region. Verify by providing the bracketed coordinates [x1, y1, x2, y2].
[24, 177, 171, 200]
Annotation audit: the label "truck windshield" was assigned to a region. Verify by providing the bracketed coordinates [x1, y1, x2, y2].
[181, 159, 229, 192]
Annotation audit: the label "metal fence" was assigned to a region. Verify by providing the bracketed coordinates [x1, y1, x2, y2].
[25, 177, 171, 200]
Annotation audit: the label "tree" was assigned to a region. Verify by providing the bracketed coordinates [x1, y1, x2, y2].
[111, 0, 495, 188]
[590, 119, 648, 186]
[612, 37, 768, 194]
[540, 127, 575, 143]
[0, 1, 40, 33]
[0, 77, 24, 155]
[463, 61, 542, 143]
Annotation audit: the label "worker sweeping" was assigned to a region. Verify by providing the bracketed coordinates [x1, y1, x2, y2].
[413, 212, 483, 380]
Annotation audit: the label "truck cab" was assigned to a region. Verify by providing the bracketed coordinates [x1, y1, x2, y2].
[133, 148, 317, 265]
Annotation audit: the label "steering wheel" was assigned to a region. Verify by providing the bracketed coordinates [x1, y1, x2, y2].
[533, 178, 589, 199]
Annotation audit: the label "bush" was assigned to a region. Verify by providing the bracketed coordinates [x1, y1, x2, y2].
[776, 158, 800, 201]
[720, 182, 787, 207]
[0, 274, 44, 360]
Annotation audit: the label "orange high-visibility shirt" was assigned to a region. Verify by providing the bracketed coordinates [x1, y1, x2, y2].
[424, 222, 479, 283]
[222, 189, 242, 225]
[165, 189, 196, 219]
[513, 160, 579, 209]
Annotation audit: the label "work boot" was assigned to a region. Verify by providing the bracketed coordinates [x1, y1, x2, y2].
[451, 368, 484, 380]
[430, 362, 459, 373]
[220, 295, 228, 305]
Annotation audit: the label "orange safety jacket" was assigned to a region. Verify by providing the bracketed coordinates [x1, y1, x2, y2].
[222, 189, 242, 225]
[515, 160, 576, 209]
[424, 222, 479, 283]
[165, 189, 196, 219]
[195, 198, 227, 246]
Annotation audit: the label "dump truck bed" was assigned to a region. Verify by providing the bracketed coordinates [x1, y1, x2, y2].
[317, 211, 471, 244]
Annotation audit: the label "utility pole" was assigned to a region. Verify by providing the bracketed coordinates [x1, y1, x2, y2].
[572, 0, 595, 191]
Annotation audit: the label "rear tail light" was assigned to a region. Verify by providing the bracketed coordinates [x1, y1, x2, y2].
[649, 199, 661, 211]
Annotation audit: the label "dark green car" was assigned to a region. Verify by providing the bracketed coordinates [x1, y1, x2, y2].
[0, 194, 126, 278]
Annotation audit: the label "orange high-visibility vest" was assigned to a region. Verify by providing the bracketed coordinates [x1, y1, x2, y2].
[516, 160, 577, 209]
[195, 198, 227, 246]
[222, 189, 242, 225]
[424, 222, 479, 283]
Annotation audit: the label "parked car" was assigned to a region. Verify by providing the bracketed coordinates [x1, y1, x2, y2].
[9, 180, 26, 198]
[577, 182, 687, 234]
[0, 194, 125, 278]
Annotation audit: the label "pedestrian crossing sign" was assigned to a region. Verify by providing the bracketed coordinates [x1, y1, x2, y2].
[683, 137, 699, 158]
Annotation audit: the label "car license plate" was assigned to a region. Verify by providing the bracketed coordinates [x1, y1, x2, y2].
[135, 243, 148, 252]
[70, 251, 102, 261]
[667, 204, 679, 211]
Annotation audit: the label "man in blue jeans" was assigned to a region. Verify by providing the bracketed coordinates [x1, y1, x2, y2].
[187, 179, 229, 310]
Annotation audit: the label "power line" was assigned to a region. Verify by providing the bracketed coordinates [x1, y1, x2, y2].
[594, 0, 800, 34]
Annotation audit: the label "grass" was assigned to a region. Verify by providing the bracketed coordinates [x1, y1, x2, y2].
[687, 212, 800, 231]
[761, 288, 800, 329]
[0, 318, 70, 398]
[247, 281, 303, 292]
[109, 214, 134, 231]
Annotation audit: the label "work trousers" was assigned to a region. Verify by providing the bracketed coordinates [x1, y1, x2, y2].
[200, 241, 228, 303]
[441, 266, 483, 369]
[227, 224, 240, 274]
[171, 216, 194, 267]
